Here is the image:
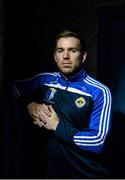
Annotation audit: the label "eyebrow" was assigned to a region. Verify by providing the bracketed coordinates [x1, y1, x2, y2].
[55, 47, 80, 51]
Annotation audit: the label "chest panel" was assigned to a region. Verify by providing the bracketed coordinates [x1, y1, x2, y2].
[43, 86, 93, 130]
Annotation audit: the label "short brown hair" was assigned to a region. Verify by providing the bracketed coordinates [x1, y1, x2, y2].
[54, 29, 86, 53]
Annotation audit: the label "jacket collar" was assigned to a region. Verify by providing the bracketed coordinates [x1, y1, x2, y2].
[59, 68, 87, 82]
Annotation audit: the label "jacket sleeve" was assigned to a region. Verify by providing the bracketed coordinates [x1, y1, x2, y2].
[12, 74, 45, 105]
[55, 87, 112, 154]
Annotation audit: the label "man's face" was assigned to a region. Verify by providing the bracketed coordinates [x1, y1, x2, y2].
[54, 37, 86, 76]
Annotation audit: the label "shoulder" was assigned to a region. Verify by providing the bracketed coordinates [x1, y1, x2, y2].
[84, 74, 111, 98]
[31, 71, 59, 80]
[32, 72, 59, 78]
[30, 71, 60, 84]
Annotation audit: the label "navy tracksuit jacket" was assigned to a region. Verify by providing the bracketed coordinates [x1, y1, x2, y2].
[12, 68, 112, 178]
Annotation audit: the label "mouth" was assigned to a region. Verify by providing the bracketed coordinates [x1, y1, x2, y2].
[62, 64, 72, 68]
[62, 63, 71, 65]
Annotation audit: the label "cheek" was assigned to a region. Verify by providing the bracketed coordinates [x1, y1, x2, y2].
[54, 55, 60, 64]
[54, 54, 58, 63]
[73, 58, 82, 66]
[55, 54, 62, 62]
[56, 60, 62, 68]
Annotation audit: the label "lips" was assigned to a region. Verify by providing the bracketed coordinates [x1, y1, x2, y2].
[62, 63, 71, 67]
[62, 63, 71, 65]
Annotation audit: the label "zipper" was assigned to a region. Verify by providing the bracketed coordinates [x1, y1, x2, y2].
[65, 80, 69, 90]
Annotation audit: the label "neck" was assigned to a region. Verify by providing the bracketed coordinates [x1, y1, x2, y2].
[62, 67, 83, 78]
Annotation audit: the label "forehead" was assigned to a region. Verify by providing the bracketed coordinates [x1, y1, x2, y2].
[56, 37, 80, 47]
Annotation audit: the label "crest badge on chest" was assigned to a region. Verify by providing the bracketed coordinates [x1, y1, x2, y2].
[75, 97, 86, 108]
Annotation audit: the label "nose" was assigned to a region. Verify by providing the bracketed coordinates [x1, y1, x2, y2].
[63, 50, 70, 59]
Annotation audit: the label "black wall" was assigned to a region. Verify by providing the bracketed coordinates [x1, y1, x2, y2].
[1, 1, 125, 178]
[3, 0, 99, 178]
[97, 6, 125, 178]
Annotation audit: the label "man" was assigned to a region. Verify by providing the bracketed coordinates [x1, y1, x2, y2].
[12, 30, 112, 178]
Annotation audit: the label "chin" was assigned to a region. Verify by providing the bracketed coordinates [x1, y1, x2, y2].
[61, 70, 72, 75]
[61, 67, 81, 77]
[61, 70, 74, 77]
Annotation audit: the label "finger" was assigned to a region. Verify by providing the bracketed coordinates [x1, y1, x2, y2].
[33, 121, 37, 125]
[33, 121, 41, 126]
[39, 111, 48, 124]
[33, 118, 44, 127]
[31, 113, 39, 119]
[39, 120, 46, 127]
[41, 104, 51, 116]
[33, 121, 43, 127]
[33, 105, 51, 117]
[32, 111, 47, 125]
[31, 107, 43, 118]
[35, 109, 42, 116]
[32, 117, 40, 124]
[48, 105, 55, 113]
[43, 109, 51, 117]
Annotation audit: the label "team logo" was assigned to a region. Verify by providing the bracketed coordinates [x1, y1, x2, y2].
[48, 88, 57, 100]
[75, 97, 86, 108]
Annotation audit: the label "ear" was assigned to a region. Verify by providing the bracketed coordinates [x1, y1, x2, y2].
[82, 51, 87, 63]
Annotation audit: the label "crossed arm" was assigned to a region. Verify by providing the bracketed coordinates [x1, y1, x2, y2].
[27, 102, 59, 131]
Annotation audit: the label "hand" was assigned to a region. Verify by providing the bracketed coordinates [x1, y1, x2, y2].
[27, 102, 51, 127]
[39, 105, 59, 130]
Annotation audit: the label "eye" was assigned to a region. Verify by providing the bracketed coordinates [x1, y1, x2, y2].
[70, 48, 79, 53]
[56, 48, 63, 53]
[71, 49, 77, 53]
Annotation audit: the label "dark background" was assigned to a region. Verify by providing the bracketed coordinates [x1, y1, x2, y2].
[1, 0, 125, 178]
